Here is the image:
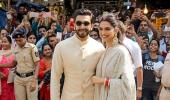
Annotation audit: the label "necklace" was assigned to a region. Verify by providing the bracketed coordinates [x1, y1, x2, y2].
[0, 50, 12, 57]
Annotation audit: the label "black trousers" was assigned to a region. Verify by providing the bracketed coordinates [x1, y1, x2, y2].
[142, 88, 157, 100]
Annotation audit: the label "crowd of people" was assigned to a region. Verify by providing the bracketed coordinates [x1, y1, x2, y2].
[0, 2, 170, 100]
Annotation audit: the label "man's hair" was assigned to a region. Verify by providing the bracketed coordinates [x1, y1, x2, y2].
[18, 3, 29, 10]
[73, 9, 94, 23]
[38, 26, 47, 31]
[47, 34, 57, 42]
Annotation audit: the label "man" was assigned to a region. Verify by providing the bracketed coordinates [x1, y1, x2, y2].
[16, 3, 29, 23]
[137, 15, 159, 43]
[37, 26, 47, 41]
[63, 19, 75, 40]
[36, 26, 48, 53]
[158, 51, 170, 100]
[50, 9, 105, 100]
[13, 28, 40, 100]
[118, 21, 143, 100]
[47, 34, 60, 50]
[159, 11, 170, 57]
[0, 27, 40, 100]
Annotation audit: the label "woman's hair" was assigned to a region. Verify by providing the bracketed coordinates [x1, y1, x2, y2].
[99, 13, 123, 43]
[5, 35, 12, 44]
[91, 28, 99, 36]
[41, 43, 53, 55]
[92, 28, 99, 33]
[90, 28, 101, 41]
[0, 28, 8, 33]
[149, 38, 160, 48]
[26, 31, 37, 39]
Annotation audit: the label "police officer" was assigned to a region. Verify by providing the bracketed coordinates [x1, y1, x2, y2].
[12, 27, 40, 100]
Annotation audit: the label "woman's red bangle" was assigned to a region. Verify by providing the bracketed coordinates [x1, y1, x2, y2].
[105, 78, 110, 87]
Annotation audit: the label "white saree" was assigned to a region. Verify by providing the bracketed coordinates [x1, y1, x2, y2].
[94, 44, 136, 100]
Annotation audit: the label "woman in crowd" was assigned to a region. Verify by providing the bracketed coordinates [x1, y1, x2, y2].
[27, 31, 37, 44]
[0, 36, 15, 100]
[38, 43, 53, 100]
[92, 14, 136, 100]
[142, 39, 165, 100]
[89, 28, 101, 42]
[0, 29, 9, 50]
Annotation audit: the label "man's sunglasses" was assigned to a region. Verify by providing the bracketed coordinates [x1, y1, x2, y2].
[76, 21, 90, 26]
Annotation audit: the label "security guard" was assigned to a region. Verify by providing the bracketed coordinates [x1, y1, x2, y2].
[12, 28, 40, 100]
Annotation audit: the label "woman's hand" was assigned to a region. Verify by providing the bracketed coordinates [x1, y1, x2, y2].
[0, 72, 5, 78]
[91, 76, 105, 85]
[136, 89, 142, 100]
[38, 81, 44, 90]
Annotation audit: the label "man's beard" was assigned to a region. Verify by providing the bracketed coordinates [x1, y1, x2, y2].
[76, 29, 90, 38]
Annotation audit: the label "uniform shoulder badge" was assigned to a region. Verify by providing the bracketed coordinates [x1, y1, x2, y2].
[35, 52, 39, 57]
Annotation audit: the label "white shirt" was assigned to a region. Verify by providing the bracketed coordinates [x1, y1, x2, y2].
[51, 34, 105, 100]
[123, 37, 143, 75]
[163, 25, 170, 32]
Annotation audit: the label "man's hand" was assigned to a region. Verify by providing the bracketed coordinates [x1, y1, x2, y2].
[140, 15, 149, 22]
[30, 78, 37, 92]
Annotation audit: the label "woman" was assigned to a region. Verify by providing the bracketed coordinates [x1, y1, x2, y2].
[0, 29, 9, 50]
[0, 36, 15, 100]
[38, 43, 53, 100]
[27, 32, 37, 44]
[142, 39, 164, 100]
[92, 14, 136, 100]
[90, 28, 101, 42]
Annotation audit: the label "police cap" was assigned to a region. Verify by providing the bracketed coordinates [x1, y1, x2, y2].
[12, 27, 27, 38]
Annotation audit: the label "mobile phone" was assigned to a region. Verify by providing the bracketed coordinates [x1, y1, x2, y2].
[29, 12, 39, 18]
[43, 12, 51, 18]
[155, 12, 166, 18]
[7, 13, 13, 19]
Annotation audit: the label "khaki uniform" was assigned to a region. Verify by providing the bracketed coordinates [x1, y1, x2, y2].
[160, 52, 170, 100]
[14, 42, 40, 100]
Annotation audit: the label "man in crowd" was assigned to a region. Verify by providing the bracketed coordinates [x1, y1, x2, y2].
[118, 21, 143, 100]
[47, 34, 60, 50]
